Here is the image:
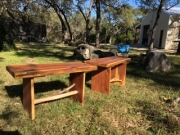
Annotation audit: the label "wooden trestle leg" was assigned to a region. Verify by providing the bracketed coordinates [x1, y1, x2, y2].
[111, 63, 127, 86]
[69, 72, 85, 105]
[23, 78, 35, 120]
[91, 67, 111, 94]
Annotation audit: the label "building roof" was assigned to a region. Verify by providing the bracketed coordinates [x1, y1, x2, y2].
[163, 7, 180, 15]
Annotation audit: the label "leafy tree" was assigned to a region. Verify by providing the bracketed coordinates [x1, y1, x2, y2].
[102, 3, 142, 45]
[95, 0, 101, 47]
[75, 0, 94, 44]
[0, 1, 15, 51]
[42, 0, 73, 43]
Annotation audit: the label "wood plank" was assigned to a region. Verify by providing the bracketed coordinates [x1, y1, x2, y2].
[91, 67, 111, 94]
[69, 72, 85, 104]
[34, 91, 78, 104]
[110, 78, 122, 83]
[85, 56, 130, 67]
[6, 62, 94, 71]
[111, 64, 121, 85]
[118, 62, 127, 86]
[6, 62, 97, 79]
[23, 78, 35, 120]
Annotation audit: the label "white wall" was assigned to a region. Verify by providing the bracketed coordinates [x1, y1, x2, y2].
[153, 12, 169, 49]
[165, 15, 180, 49]
[139, 11, 156, 45]
[138, 9, 180, 49]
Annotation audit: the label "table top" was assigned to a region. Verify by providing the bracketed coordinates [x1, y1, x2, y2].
[6, 62, 97, 79]
[85, 56, 131, 68]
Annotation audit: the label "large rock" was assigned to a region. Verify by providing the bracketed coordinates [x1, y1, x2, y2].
[144, 51, 171, 72]
[93, 49, 117, 59]
[73, 44, 95, 60]
[73, 44, 117, 60]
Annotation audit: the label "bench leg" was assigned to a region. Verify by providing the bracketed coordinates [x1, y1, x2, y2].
[91, 67, 111, 94]
[69, 72, 85, 105]
[23, 78, 35, 120]
[111, 63, 127, 86]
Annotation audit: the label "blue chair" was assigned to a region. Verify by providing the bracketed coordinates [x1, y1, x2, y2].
[117, 44, 130, 54]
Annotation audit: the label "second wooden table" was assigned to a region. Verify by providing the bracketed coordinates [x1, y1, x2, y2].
[85, 56, 131, 94]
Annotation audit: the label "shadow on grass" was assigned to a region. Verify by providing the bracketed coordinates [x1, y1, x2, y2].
[0, 105, 22, 129]
[0, 130, 21, 135]
[0, 80, 4, 84]
[5, 80, 67, 103]
[136, 100, 180, 134]
[0, 57, 4, 62]
[127, 60, 180, 91]
[15, 43, 77, 62]
[85, 72, 92, 89]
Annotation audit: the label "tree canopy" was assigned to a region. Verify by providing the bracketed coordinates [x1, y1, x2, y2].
[2, 0, 178, 50]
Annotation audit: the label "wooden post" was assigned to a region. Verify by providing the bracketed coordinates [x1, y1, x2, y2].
[69, 72, 85, 104]
[111, 63, 127, 86]
[23, 78, 35, 120]
[34, 91, 78, 104]
[118, 63, 127, 86]
[91, 67, 111, 94]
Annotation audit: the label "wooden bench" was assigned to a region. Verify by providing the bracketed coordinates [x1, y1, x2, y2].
[6, 62, 97, 120]
[85, 56, 131, 94]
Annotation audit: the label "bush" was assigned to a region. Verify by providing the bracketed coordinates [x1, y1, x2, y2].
[0, 15, 15, 51]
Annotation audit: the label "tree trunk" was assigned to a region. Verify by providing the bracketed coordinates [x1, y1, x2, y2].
[60, 9, 73, 41]
[148, 0, 165, 51]
[95, 0, 101, 47]
[44, 0, 70, 43]
[56, 12, 68, 43]
[77, 0, 94, 44]
[86, 19, 90, 43]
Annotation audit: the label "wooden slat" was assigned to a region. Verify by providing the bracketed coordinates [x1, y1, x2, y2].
[34, 90, 78, 104]
[23, 78, 35, 120]
[85, 56, 131, 67]
[69, 72, 85, 104]
[6, 62, 95, 72]
[6, 62, 97, 79]
[110, 78, 122, 83]
[91, 67, 111, 94]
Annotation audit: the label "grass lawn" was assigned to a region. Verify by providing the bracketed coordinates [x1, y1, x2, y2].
[0, 42, 180, 135]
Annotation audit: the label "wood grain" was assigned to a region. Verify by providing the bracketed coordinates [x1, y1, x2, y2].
[91, 67, 111, 94]
[6, 62, 97, 79]
[6, 62, 97, 120]
[85, 56, 130, 94]
[85, 56, 130, 67]
[69, 72, 85, 104]
[23, 78, 35, 120]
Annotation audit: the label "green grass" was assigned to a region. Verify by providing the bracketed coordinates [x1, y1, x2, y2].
[0, 43, 180, 135]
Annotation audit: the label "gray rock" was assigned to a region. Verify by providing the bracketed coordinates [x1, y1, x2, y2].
[93, 50, 116, 58]
[144, 51, 171, 72]
[73, 44, 117, 60]
[73, 44, 95, 60]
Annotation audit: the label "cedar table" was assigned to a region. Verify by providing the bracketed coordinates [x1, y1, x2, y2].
[85, 56, 131, 94]
[6, 62, 97, 120]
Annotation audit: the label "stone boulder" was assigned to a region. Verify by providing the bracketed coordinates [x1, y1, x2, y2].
[92, 49, 117, 59]
[73, 44, 117, 60]
[144, 51, 171, 72]
[73, 44, 95, 60]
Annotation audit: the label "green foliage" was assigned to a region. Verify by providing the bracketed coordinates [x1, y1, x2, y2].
[113, 29, 134, 44]
[0, 15, 15, 51]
